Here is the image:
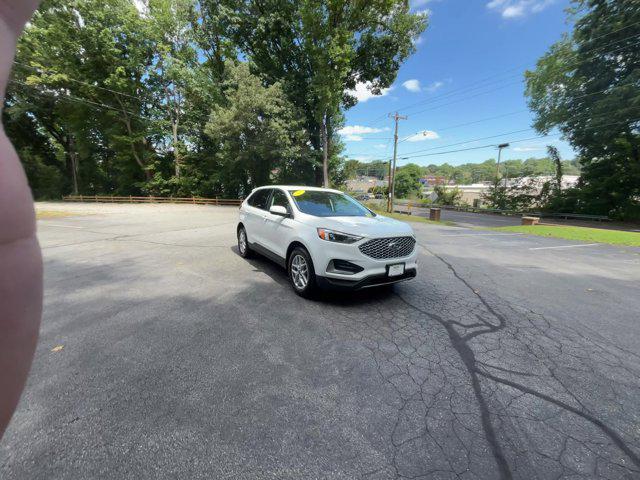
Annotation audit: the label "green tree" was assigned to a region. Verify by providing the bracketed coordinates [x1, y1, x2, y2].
[394, 163, 423, 198]
[213, 0, 427, 186]
[8, 0, 156, 195]
[204, 63, 308, 197]
[433, 185, 462, 206]
[525, 0, 640, 219]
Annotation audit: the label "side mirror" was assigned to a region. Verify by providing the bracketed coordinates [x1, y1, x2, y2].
[269, 205, 289, 217]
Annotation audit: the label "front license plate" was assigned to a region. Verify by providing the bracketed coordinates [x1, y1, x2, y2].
[387, 263, 405, 277]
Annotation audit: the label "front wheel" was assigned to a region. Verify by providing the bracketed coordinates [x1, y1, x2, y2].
[237, 226, 252, 258]
[288, 247, 316, 298]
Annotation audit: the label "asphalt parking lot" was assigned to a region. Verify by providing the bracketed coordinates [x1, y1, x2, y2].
[2, 203, 640, 479]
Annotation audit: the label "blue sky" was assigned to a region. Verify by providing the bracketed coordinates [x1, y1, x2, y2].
[341, 0, 575, 167]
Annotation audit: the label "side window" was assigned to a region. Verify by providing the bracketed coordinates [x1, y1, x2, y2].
[247, 189, 272, 210]
[270, 189, 291, 213]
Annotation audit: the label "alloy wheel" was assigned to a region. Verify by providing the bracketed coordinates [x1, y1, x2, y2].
[238, 229, 247, 255]
[290, 254, 309, 290]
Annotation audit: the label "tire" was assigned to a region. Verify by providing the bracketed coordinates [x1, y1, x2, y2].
[288, 247, 317, 298]
[237, 226, 253, 258]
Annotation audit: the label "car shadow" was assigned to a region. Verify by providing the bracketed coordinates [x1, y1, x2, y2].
[230, 246, 397, 305]
[230, 245, 290, 287]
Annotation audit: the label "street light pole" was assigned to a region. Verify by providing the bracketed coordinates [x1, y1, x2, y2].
[496, 143, 509, 186]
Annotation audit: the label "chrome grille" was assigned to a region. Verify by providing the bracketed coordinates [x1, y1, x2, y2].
[359, 236, 416, 260]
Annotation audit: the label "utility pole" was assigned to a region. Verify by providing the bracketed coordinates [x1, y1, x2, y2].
[387, 112, 407, 213]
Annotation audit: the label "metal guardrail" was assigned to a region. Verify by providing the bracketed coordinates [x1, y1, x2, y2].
[392, 201, 610, 222]
[63, 195, 242, 206]
[540, 212, 611, 222]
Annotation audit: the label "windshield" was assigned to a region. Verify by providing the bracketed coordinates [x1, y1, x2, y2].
[289, 190, 375, 218]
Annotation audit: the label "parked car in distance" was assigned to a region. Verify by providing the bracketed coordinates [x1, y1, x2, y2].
[355, 193, 372, 201]
[237, 186, 418, 297]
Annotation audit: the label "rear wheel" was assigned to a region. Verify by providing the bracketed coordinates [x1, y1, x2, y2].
[288, 247, 316, 298]
[237, 226, 252, 258]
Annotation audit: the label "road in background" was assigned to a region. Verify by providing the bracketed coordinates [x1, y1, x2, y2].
[393, 204, 523, 228]
[2, 203, 639, 479]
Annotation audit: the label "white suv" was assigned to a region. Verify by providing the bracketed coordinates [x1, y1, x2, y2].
[237, 186, 418, 297]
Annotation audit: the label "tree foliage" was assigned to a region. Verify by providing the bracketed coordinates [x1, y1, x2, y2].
[393, 163, 423, 198]
[4, 0, 425, 199]
[204, 63, 311, 196]
[346, 156, 580, 185]
[433, 185, 462, 206]
[209, 0, 427, 186]
[525, 0, 640, 219]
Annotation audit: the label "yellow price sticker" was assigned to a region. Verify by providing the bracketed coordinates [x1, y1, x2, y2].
[292, 190, 306, 197]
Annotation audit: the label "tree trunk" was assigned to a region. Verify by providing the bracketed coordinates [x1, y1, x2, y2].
[322, 112, 329, 188]
[172, 117, 181, 178]
[68, 136, 79, 195]
[118, 98, 151, 181]
[132, 143, 152, 181]
[164, 83, 181, 178]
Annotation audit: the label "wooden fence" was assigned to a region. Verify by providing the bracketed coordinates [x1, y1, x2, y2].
[63, 195, 242, 206]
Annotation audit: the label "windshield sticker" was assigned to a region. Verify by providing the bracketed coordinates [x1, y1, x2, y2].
[292, 190, 305, 197]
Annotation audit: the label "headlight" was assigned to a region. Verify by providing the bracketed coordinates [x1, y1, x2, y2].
[317, 228, 363, 244]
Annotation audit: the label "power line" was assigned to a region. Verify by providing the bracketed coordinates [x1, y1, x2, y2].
[350, 109, 640, 163]
[399, 110, 528, 142]
[12, 60, 144, 101]
[574, 18, 640, 45]
[388, 27, 640, 117]
[399, 104, 640, 160]
[397, 78, 640, 150]
[9, 79, 150, 121]
[402, 35, 640, 121]
[340, 137, 393, 141]
[395, 118, 638, 161]
[399, 128, 534, 157]
[349, 28, 640, 133]
[396, 73, 523, 116]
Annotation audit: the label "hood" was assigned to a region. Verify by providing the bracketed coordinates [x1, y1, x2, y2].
[304, 214, 414, 238]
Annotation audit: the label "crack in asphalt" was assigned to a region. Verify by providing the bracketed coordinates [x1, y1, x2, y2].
[320, 242, 640, 479]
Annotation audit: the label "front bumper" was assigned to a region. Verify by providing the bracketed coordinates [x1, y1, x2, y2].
[310, 236, 419, 290]
[316, 268, 417, 291]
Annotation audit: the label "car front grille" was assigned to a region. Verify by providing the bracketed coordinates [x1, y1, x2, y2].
[358, 236, 416, 260]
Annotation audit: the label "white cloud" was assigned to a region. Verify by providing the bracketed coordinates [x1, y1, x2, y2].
[413, 36, 424, 46]
[406, 130, 440, 142]
[411, 0, 438, 8]
[344, 135, 363, 142]
[346, 81, 392, 103]
[425, 81, 444, 93]
[374, 144, 388, 150]
[531, 0, 555, 12]
[502, 4, 525, 17]
[402, 79, 422, 93]
[513, 145, 544, 152]
[487, 0, 554, 19]
[338, 125, 387, 135]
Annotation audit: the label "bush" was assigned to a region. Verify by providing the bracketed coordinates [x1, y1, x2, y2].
[433, 185, 462, 205]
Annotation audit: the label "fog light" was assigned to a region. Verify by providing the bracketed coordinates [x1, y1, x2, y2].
[330, 259, 364, 274]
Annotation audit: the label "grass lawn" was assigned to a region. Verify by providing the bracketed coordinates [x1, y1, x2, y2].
[373, 209, 456, 226]
[36, 210, 77, 219]
[491, 225, 640, 247]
